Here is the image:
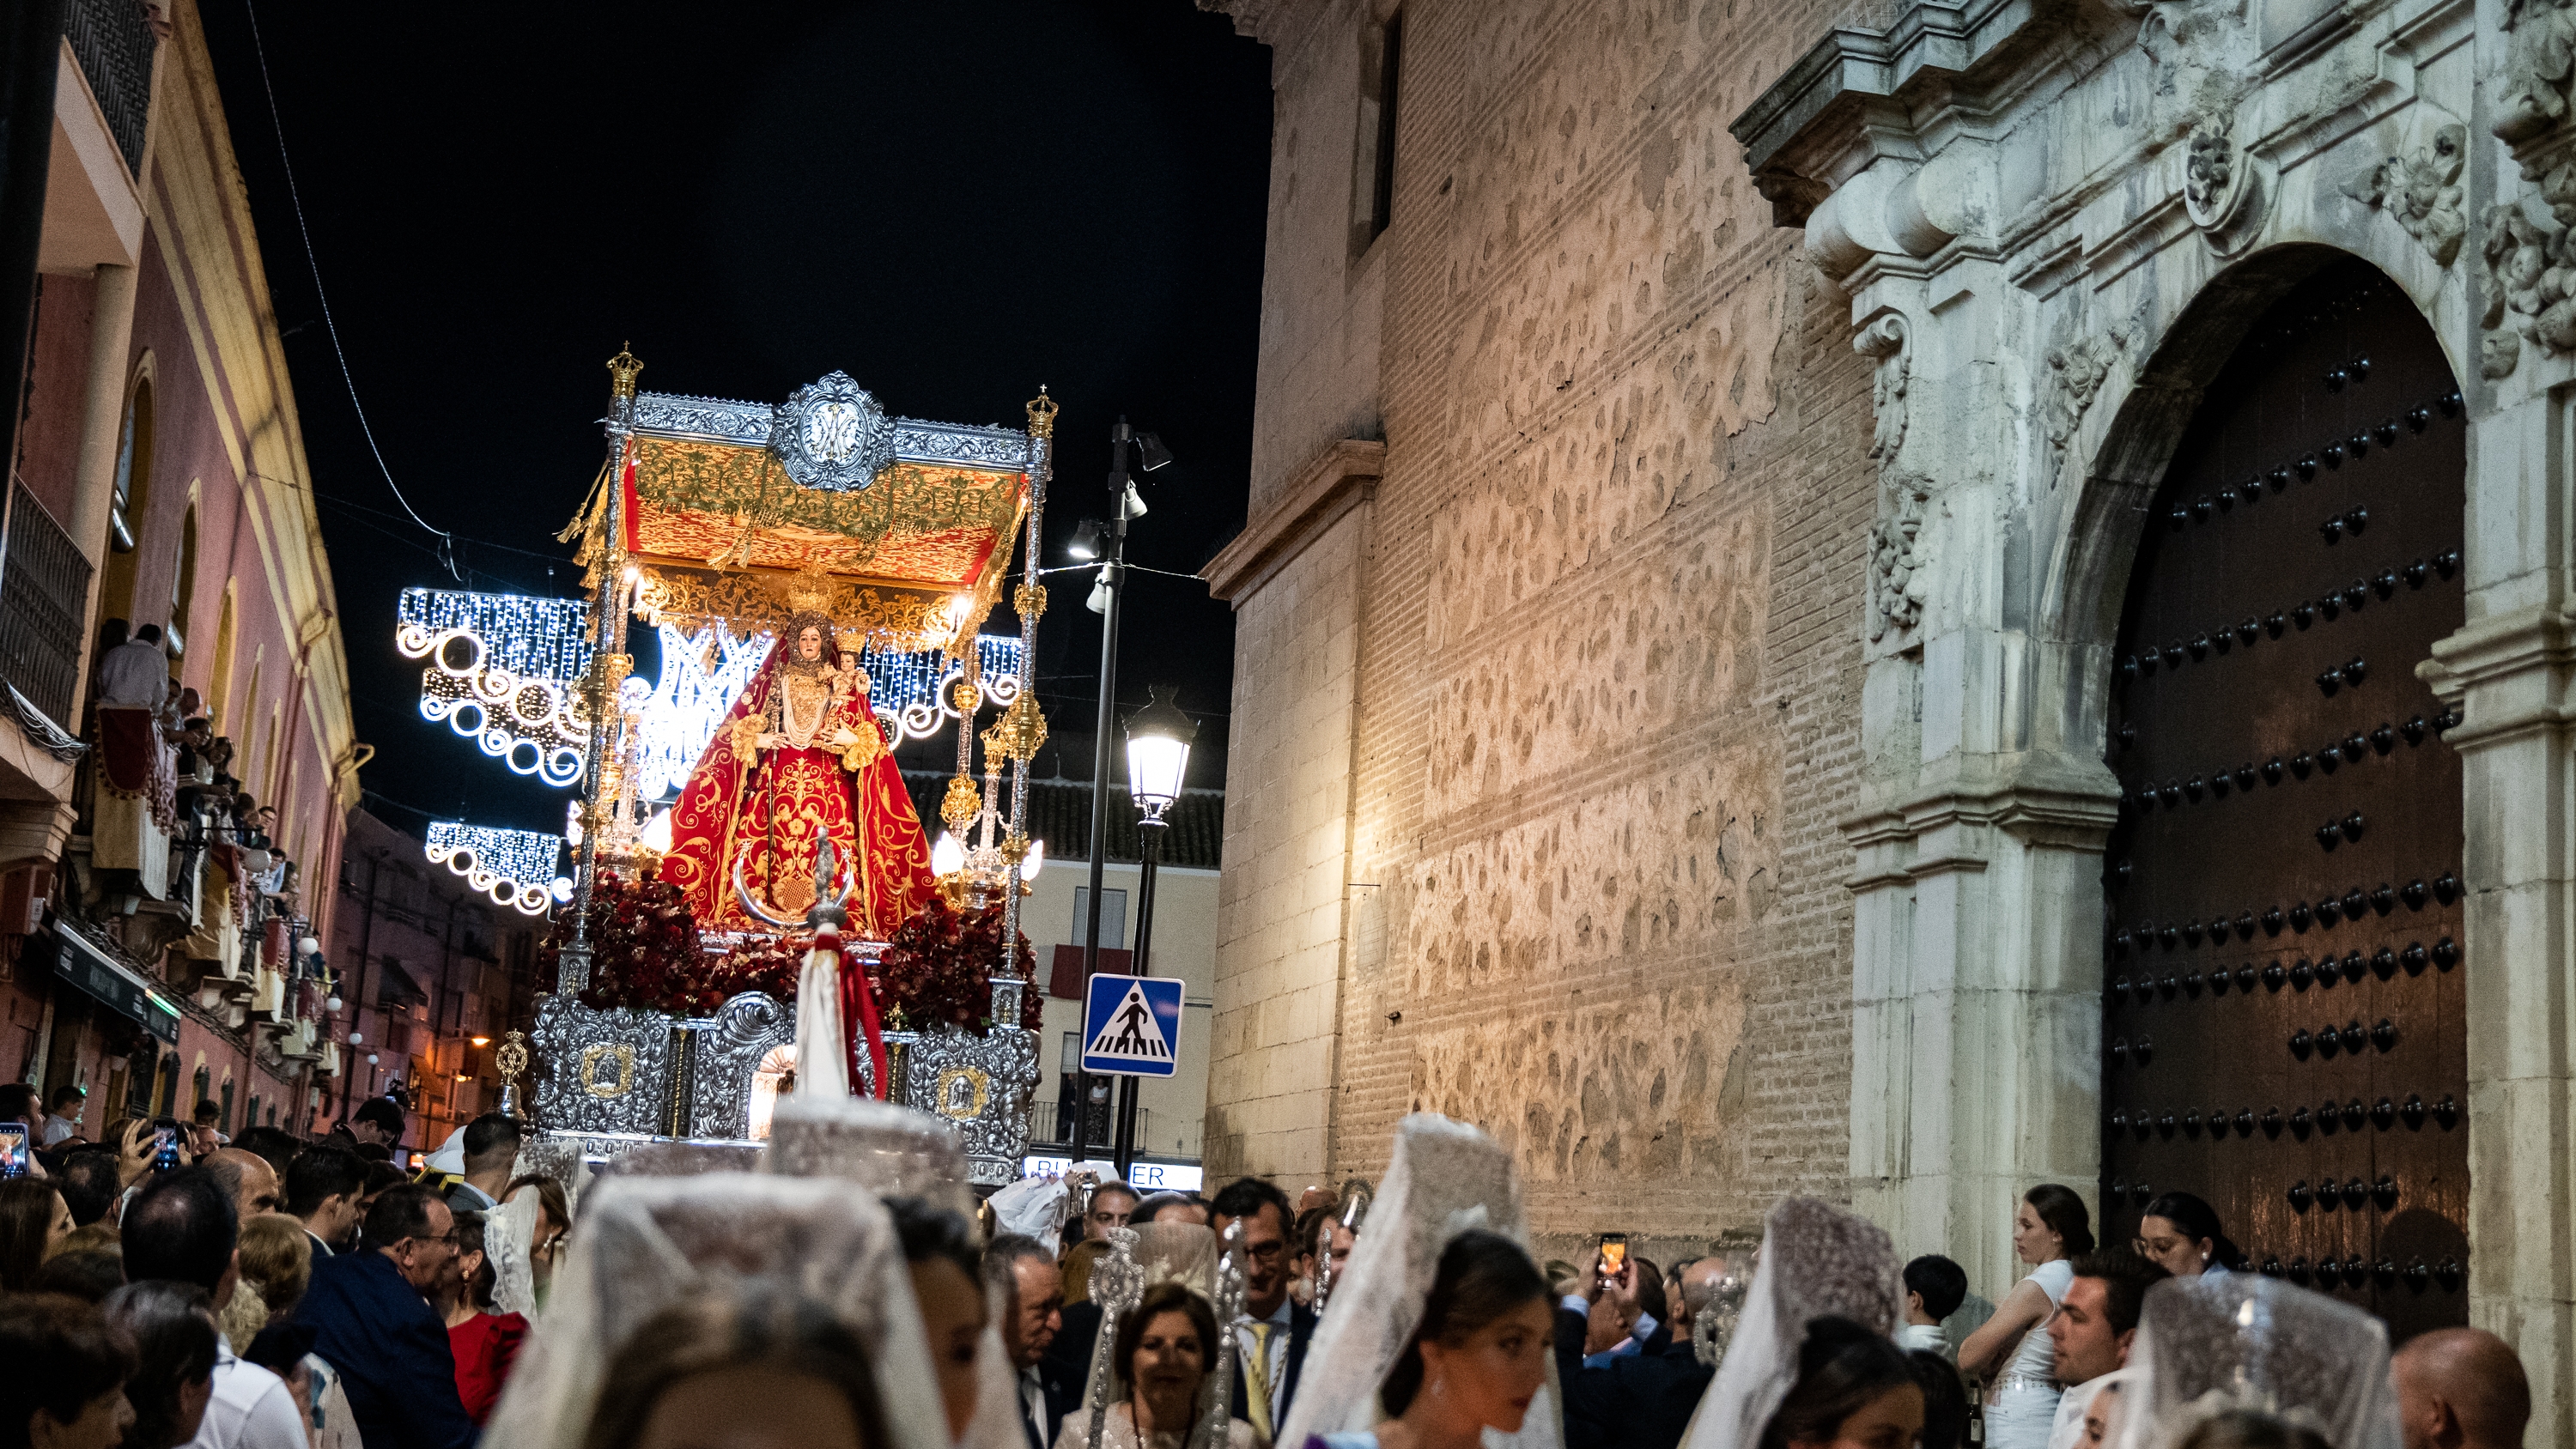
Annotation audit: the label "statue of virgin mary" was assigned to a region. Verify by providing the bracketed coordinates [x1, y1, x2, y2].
[658, 610, 937, 941]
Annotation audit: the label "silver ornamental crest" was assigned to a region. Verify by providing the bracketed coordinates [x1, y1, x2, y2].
[769, 372, 896, 492]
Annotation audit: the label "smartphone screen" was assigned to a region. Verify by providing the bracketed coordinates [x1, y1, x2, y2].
[0, 1122, 28, 1177]
[1598, 1231, 1629, 1276]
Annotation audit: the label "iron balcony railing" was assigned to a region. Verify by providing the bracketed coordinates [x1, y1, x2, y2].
[63, 0, 158, 176]
[0, 477, 95, 731]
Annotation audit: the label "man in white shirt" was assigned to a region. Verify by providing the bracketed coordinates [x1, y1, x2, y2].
[124, 1165, 308, 1449]
[2043, 1251, 2169, 1449]
[98, 623, 171, 707]
[41, 1085, 86, 1145]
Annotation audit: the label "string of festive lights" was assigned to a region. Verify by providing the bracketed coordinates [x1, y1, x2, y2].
[618, 631, 1030, 796]
[396, 588, 593, 787]
[425, 822, 567, 916]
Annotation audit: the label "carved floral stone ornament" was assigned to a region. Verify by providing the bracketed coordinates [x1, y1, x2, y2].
[1868, 476, 1932, 643]
[2043, 327, 2134, 463]
[2484, 0, 2576, 377]
[2347, 122, 2469, 267]
[1856, 315, 1909, 464]
[2181, 117, 2270, 254]
[769, 371, 897, 492]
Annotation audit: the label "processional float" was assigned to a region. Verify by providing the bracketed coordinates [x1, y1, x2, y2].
[440, 350, 1056, 1194]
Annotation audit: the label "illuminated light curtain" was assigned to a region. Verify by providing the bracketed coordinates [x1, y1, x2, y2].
[425, 822, 567, 917]
[396, 589, 597, 787]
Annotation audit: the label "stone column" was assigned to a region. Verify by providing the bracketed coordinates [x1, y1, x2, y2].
[65, 259, 137, 721]
[2426, 387, 2576, 1443]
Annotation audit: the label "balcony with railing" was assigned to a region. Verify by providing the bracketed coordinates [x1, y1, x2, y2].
[63, 0, 158, 176]
[0, 477, 94, 738]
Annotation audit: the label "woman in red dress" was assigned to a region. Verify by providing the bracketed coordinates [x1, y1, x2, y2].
[443, 1210, 528, 1424]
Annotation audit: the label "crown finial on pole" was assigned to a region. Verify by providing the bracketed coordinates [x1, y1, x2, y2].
[1026, 385, 1058, 440]
[607, 344, 644, 402]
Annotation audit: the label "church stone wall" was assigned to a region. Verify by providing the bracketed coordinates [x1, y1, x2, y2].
[1206, 0, 1881, 1261]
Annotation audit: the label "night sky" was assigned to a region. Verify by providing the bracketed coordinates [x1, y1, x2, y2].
[193, 2, 1273, 839]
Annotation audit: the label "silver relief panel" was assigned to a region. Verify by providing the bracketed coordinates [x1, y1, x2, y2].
[530, 995, 675, 1137]
[633, 388, 1032, 469]
[685, 991, 795, 1141]
[769, 373, 897, 492]
[892, 1025, 1039, 1187]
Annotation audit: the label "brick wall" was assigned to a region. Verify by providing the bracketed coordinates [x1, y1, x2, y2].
[1212, 0, 1878, 1259]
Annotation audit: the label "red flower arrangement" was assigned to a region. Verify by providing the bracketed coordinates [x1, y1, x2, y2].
[538, 864, 732, 1017]
[876, 894, 1042, 1035]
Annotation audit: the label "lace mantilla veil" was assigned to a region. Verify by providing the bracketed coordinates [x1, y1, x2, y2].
[1271, 1113, 1563, 1449]
[1676, 1197, 1905, 1449]
[761, 1094, 1019, 1449]
[2110, 1274, 2399, 1449]
[486, 1183, 544, 1319]
[1066, 1223, 1236, 1448]
[480, 1171, 951, 1449]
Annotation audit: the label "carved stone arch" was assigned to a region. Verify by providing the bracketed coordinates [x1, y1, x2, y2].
[2044, 245, 2431, 687]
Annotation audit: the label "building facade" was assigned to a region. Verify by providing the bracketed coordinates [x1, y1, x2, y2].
[1208, 0, 2576, 1438]
[326, 809, 542, 1154]
[1, 0, 359, 1145]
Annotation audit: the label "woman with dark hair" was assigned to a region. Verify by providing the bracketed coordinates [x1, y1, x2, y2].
[439, 1210, 529, 1425]
[100, 1281, 219, 1449]
[1909, 1349, 1971, 1449]
[1960, 1185, 2093, 1449]
[2, 1291, 135, 1449]
[1758, 1318, 1923, 1449]
[1299, 1227, 1555, 1449]
[0, 1179, 76, 1291]
[2132, 1192, 2240, 1277]
[1060, 1280, 1253, 1449]
[580, 1278, 890, 1449]
[887, 1196, 987, 1443]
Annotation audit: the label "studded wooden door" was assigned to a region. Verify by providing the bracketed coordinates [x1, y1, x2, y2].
[2100, 258, 2468, 1339]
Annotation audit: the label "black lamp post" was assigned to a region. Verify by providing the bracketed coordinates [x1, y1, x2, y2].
[1068, 417, 1169, 1173]
[1111, 684, 1195, 1177]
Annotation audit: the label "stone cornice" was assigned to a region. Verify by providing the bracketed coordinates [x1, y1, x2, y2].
[1839, 749, 2121, 884]
[1202, 437, 1383, 603]
[1728, 0, 2038, 226]
[2419, 603, 2576, 749]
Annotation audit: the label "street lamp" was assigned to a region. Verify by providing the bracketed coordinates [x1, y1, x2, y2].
[1071, 417, 1172, 1175]
[1109, 686, 1195, 1175]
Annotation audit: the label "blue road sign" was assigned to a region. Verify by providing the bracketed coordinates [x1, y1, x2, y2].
[1082, 974, 1184, 1077]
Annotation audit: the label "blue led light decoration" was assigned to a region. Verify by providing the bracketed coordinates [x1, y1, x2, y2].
[396, 589, 596, 787]
[425, 822, 567, 916]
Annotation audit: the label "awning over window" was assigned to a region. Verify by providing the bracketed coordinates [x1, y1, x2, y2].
[52, 924, 181, 1045]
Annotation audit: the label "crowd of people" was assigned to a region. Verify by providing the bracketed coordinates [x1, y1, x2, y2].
[0, 1101, 2540, 1449]
[0, 1094, 568, 1449]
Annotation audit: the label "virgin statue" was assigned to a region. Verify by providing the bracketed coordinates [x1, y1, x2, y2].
[659, 610, 936, 940]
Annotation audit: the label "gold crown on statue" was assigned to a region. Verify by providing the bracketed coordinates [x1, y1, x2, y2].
[782, 564, 834, 617]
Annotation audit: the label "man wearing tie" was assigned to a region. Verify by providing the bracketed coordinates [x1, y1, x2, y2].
[989, 1234, 1073, 1449]
[1210, 1179, 1316, 1448]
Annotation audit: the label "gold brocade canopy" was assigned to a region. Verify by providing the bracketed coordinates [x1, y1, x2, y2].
[569, 384, 1040, 652]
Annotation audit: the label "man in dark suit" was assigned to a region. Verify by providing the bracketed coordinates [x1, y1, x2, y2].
[1556, 1257, 1719, 1449]
[284, 1146, 367, 1259]
[1210, 1178, 1316, 1446]
[295, 1182, 477, 1449]
[990, 1233, 1076, 1449]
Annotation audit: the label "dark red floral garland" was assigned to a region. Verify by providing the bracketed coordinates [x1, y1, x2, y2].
[877, 894, 1042, 1035]
[538, 864, 750, 1017]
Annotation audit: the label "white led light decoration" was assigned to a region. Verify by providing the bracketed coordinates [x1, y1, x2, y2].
[425, 822, 564, 916]
[396, 589, 596, 787]
[618, 630, 1032, 786]
[633, 622, 772, 800]
[858, 634, 1026, 743]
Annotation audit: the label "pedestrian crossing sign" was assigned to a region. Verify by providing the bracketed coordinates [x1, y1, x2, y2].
[1081, 974, 1184, 1077]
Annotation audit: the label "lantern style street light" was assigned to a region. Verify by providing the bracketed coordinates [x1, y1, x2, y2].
[1070, 418, 1171, 1172]
[1109, 686, 1196, 1173]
